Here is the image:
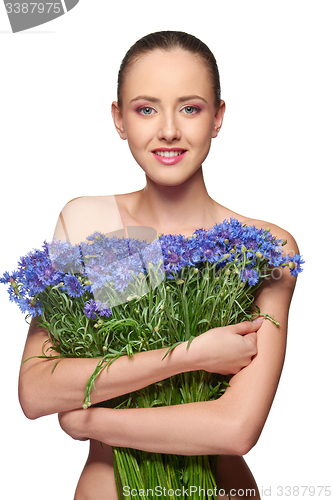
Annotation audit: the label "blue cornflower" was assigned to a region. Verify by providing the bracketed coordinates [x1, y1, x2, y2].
[142, 239, 164, 268]
[108, 253, 144, 293]
[63, 274, 85, 298]
[18, 297, 43, 317]
[287, 254, 305, 277]
[163, 247, 184, 277]
[84, 300, 112, 320]
[240, 268, 259, 286]
[48, 239, 84, 274]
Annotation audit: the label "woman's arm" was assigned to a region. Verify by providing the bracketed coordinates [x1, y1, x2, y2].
[19, 201, 259, 420]
[59, 228, 298, 457]
[18, 318, 259, 420]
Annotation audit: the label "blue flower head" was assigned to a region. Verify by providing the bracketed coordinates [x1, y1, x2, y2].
[84, 300, 112, 320]
[287, 253, 305, 277]
[240, 268, 259, 286]
[63, 274, 85, 298]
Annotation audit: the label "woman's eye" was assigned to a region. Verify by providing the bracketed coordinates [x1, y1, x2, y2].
[138, 106, 155, 115]
[182, 106, 199, 115]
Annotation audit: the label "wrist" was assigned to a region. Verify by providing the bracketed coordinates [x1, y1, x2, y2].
[162, 339, 201, 374]
[86, 407, 116, 443]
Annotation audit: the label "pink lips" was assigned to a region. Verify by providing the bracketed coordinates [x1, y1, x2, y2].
[152, 148, 187, 165]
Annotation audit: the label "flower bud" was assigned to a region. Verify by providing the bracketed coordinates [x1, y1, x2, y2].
[255, 251, 263, 258]
[241, 245, 246, 253]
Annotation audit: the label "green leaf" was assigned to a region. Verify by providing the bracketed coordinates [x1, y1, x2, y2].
[162, 341, 183, 360]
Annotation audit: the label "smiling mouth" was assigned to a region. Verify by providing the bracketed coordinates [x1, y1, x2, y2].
[153, 149, 186, 158]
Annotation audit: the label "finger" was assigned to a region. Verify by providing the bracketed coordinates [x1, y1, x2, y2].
[232, 319, 263, 335]
[244, 332, 258, 354]
[244, 331, 257, 342]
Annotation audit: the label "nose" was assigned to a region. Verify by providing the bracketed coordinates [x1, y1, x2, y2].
[157, 112, 181, 142]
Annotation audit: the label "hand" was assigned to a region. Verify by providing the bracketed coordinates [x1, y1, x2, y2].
[189, 319, 263, 375]
[58, 408, 91, 441]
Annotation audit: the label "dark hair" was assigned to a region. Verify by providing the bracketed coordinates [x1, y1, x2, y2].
[117, 31, 221, 108]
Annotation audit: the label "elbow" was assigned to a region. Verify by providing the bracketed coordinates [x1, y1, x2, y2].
[216, 417, 260, 456]
[231, 419, 261, 456]
[232, 435, 258, 457]
[18, 376, 44, 420]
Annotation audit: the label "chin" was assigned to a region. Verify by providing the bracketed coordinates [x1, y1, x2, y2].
[148, 174, 195, 188]
[144, 165, 204, 188]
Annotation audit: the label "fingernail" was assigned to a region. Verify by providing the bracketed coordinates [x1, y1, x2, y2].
[252, 317, 264, 324]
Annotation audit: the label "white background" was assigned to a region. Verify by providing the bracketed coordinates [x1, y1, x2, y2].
[0, 1, 332, 498]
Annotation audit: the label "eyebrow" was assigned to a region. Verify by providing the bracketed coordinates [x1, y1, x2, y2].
[130, 95, 208, 104]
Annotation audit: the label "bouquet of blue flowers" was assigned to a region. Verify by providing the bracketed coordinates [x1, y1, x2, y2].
[1, 218, 303, 499]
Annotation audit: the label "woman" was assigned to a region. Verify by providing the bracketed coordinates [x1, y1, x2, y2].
[18, 31, 299, 499]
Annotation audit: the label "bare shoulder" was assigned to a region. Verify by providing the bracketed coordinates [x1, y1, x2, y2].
[53, 195, 124, 244]
[215, 203, 299, 255]
[246, 216, 300, 312]
[60, 195, 116, 214]
[245, 216, 299, 255]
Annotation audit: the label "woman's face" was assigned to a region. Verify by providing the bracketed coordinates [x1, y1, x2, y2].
[112, 49, 225, 188]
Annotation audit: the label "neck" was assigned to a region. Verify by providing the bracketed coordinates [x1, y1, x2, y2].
[134, 167, 216, 234]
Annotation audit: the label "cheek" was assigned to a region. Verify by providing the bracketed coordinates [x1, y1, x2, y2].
[186, 116, 214, 147]
[125, 119, 154, 151]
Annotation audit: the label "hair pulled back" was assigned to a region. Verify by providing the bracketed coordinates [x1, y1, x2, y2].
[117, 31, 221, 109]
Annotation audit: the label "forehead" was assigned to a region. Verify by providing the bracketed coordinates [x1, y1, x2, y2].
[122, 49, 213, 102]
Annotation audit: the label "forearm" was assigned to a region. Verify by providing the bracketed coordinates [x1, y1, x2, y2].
[19, 321, 195, 419]
[61, 399, 240, 456]
[61, 315, 288, 456]
[19, 318, 259, 420]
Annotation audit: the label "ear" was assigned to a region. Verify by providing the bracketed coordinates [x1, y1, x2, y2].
[212, 100, 225, 138]
[111, 101, 127, 140]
